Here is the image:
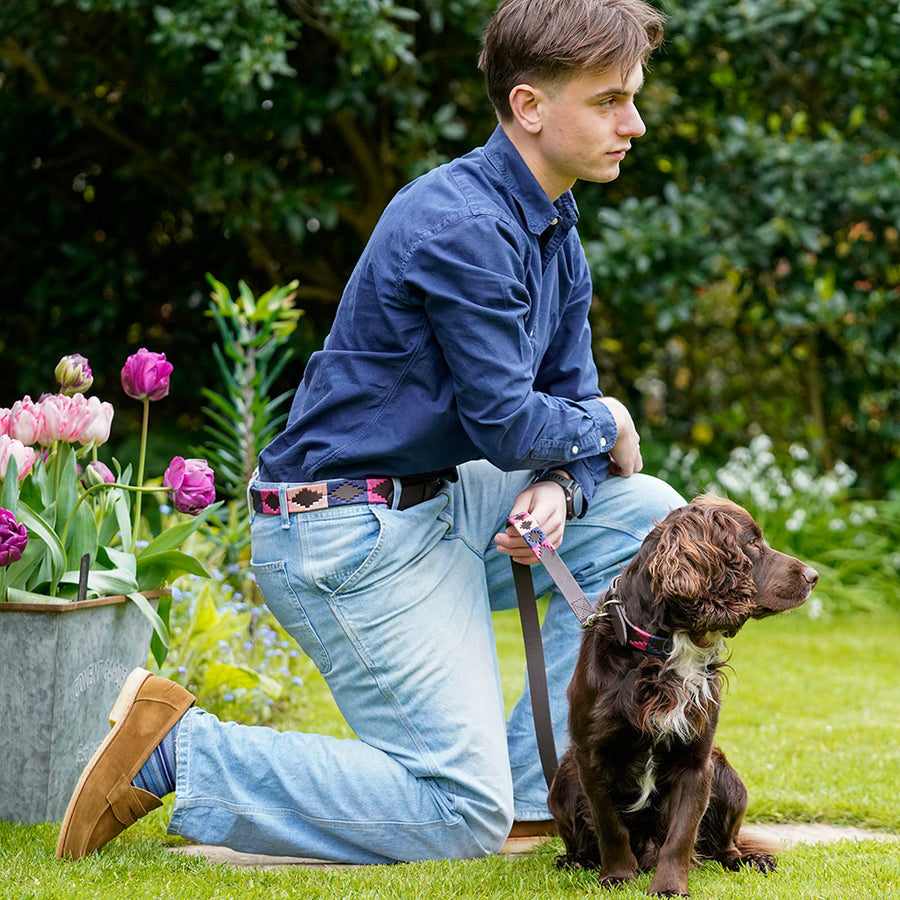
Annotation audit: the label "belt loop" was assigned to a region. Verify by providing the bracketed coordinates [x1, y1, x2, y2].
[390, 477, 403, 510]
[278, 485, 291, 529]
[246, 468, 258, 519]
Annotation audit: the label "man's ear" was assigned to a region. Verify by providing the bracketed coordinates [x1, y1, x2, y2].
[508, 83, 544, 134]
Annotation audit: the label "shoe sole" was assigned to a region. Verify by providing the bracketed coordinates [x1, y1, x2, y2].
[55, 667, 154, 858]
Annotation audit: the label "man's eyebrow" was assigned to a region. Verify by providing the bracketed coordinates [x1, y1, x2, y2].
[591, 79, 644, 99]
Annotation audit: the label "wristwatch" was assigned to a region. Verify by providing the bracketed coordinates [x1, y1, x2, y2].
[536, 471, 587, 520]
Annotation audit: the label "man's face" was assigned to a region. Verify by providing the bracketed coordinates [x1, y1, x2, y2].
[528, 64, 647, 200]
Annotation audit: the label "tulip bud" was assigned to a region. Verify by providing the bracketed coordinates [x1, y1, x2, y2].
[121, 348, 173, 402]
[163, 456, 216, 515]
[0, 507, 28, 567]
[82, 459, 116, 488]
[55, 353, 94, 395]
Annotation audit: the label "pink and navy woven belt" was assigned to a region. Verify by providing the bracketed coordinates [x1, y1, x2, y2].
[250, 476, 444, 515]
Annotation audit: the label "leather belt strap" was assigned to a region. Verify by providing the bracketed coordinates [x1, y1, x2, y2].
[250, 476, 444, 515]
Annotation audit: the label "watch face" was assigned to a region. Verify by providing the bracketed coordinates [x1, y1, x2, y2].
[570, 484, 585, 518]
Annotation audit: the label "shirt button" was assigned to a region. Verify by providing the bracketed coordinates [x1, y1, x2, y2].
[550, 217, 559, 226]
[571, 445, 579, 455]
[599, 438, 607, 448]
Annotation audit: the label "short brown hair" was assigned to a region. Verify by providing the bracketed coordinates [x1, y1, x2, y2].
[479, 0, 666, 120]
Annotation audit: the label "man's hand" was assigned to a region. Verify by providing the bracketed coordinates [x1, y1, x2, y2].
[599, 396, 643, 477]
[494, 480, 567, 565]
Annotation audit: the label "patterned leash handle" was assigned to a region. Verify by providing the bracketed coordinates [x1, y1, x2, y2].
[507, 512, 604, 628]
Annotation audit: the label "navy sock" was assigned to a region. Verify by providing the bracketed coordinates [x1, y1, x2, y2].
[131, 719, 179, 798]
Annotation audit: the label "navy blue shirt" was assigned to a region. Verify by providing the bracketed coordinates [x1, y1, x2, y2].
[259, 126, 617, 501]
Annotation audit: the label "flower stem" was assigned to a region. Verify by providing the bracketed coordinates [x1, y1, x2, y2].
[59, 482, 163, 551]
[132, 398, 150, 552]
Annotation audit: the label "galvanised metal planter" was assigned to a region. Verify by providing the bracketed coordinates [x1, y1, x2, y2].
[0, 591, 163, 824]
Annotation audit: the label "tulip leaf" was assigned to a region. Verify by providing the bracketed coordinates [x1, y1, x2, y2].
[140, 501, 222, 556]
[135, 548, 210, 590]
[1, 457, 20, 509]
[59, 567, 139, 597]
[17, 501, 66, 593]
[127, 590, 170, 667]
[98, 545, 138, 578]
[203, 661, 283, 699]
[5, 586, 72, 604]
[53, 445, 79, 532]
[64, 502, 99, 573]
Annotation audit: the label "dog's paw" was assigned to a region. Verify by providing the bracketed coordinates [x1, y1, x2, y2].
[720, 851, 777, 874]
[597, 873, 637, 891]
[740, 852, 777, 874]
[555, 853, 598, 871]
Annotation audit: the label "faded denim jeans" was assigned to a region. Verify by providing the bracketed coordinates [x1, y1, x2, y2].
[167, 460, 683, 862]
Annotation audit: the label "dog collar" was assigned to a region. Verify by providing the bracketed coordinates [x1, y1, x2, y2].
[602, 577, 673, 658]
[507, 513, 672, 657]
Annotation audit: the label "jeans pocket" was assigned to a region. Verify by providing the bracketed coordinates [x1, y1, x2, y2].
[250, 558, 332, 675]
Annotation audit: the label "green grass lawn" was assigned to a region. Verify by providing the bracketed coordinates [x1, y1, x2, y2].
[2, 609, 898, 899]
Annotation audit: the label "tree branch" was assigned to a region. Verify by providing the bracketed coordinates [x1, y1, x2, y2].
[0, 37, 193, 193]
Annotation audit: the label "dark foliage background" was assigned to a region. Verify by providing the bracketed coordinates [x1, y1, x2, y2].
[2, 0, 897, 494]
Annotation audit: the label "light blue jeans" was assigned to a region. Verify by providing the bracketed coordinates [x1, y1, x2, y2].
[167, 461, 683, 863]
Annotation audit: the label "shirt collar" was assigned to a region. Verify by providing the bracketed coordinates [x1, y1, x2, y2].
[483, 126, 580, 237]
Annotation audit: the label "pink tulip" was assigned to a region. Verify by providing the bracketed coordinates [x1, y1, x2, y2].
[8, 396, 43, 446]
[37, 393, 98, 444]
[0, 435, 37, 481]
[55, 353, 94, 395]
[121, 349, 173, 402]
[163, 456, 216, 515]
[0, 507, 28, 567]
[0, 408, 9, 437]
[77, 397, 114, 448]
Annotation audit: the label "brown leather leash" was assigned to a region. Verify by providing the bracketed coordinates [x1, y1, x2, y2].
[507, 512, 671, 789]
[508, 512, 602, 789]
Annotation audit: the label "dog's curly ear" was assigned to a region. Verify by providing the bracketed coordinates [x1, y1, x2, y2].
[648, 504, 752, 601]
[648, 507, 717, 600]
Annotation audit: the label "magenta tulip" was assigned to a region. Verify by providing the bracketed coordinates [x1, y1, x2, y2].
[163, 457, 216, 515]
[55, 353, 94, 395]
[121, 349, 173, 402]
[0, 507, 28, 567]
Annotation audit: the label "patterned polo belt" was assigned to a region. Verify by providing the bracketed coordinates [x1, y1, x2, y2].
[250, 476, 444, 515]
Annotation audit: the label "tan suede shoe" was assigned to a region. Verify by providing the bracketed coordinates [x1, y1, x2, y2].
[56, 667, 195, 860]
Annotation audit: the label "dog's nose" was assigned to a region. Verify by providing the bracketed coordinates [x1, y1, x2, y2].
[803, 567, 819, 586]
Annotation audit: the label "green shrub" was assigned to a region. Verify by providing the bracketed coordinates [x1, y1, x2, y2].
[658, 435, 900, 613]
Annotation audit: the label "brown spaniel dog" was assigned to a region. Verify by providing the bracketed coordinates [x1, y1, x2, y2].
[548, 497, 818, 897]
